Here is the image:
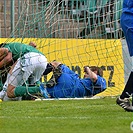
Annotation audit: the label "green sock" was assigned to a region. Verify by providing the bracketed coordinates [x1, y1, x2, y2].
[14, 86, 40, 97]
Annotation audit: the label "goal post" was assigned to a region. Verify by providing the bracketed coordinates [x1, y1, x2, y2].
[1, 0, 128, 97]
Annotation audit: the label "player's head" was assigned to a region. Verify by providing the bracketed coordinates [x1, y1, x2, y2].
[29, 42, 37, 48]
[89, 66, 103, 77]
[84, 66, 103, 77]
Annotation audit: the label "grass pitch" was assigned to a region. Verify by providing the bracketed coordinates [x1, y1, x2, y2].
[0, 97, 133, 133]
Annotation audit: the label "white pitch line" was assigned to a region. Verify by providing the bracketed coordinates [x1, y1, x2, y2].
[40, 96, 105, 101]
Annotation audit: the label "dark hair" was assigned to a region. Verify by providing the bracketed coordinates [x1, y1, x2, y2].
[89, 66, 103, 77]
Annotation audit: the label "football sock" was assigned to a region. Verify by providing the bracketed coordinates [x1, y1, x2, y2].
[120, 71, 133, 99]
[14, 86, 40, 97]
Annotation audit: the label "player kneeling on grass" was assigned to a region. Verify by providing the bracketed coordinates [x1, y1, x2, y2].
[42, 61, 107, 98]
[0, 42, 50, 101]
[0, 42, 37, 99]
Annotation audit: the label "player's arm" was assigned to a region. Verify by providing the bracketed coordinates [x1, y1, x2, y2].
[0, 48, 9, 60]
[0, 50, 13, 68]
[84, 66, 98, 82]
[84, 66, 107, 95]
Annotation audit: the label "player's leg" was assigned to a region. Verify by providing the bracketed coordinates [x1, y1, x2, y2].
[46, 63, 62, 88]
[116, 11, 133, 112]
[116, 69, 133, 112]
[29, 53, 49, 98]
[45, 61, 63, 88]
[21, 53, 49, 98]
[46, 72, 74, 98]
[3, 94, 22, 101]
[6, 53, 49, 99]
[46, 63, 79, 88]
[0, 65, 13, 100]
[0, 73, 11, 100]
[120, 71, 133, 99]
[43, 63, 54, 75]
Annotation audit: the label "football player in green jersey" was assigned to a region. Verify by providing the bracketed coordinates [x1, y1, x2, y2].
[0, 42, 49, 101]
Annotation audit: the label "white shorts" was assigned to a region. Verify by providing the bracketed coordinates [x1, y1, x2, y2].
[8, 52, 47, 87]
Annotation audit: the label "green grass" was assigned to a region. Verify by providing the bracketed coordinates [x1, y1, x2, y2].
[0, 97, 133, 133]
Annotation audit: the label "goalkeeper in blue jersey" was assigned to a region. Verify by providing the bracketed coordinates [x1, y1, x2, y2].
[0, 42, 50, 100]
[116, 0, 133, 112]
[44, 61, 106, 98]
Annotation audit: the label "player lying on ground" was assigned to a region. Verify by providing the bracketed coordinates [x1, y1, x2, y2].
[116, 0, 133, 112]
[43, 61, 107, 98]
[0, 42, 49, 100]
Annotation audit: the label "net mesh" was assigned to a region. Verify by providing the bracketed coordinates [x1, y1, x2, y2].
[1, 0, 129, 98]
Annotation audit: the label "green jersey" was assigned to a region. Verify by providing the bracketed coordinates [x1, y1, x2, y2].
[4, 42, 43, 61]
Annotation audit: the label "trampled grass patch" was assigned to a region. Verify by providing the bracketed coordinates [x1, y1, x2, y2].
[0, 97, 133, 133]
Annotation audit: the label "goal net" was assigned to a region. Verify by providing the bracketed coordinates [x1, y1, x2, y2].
[1, 0, 129, 98]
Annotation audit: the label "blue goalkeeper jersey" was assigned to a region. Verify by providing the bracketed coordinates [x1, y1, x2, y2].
[46, 65, 107, 98]
[120, 0, 133, 56]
